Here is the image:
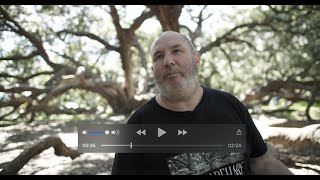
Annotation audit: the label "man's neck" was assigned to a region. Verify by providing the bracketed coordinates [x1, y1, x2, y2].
[156, 85, 203, 112]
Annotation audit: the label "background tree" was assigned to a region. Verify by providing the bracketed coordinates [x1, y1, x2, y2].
[0, 5, 154, 124]
[1, 5, 320, 175]
[0, 5, 319, 125]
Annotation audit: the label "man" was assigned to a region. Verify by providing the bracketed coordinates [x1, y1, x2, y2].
[111, 31, 293, 175]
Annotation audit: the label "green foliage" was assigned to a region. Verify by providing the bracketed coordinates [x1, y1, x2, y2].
[1, 5, 319, 123]
[197, 6, 320, 98]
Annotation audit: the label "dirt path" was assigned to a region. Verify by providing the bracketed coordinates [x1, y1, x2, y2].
[0, 115, 319, 175]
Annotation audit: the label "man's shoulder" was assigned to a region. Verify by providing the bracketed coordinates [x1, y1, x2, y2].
[204, 86, 238, 101]
[203, 86, 246, 112]
[127, 97, 155, 124]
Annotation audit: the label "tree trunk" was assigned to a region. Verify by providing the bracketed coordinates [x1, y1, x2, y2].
[265, 124, 320, 148]
[119, 36, 134, 99]
[305, 91, 315, 122]
[0, 135, 80, 175]
[148, 5, 183, 32]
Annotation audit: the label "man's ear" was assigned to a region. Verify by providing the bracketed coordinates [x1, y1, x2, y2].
[194, 53, 200, 64]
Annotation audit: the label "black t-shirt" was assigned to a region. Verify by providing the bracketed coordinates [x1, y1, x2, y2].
[111, 87, 267, 175]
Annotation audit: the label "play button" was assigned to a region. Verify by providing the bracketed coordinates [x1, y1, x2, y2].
[158, 128, 166, 138]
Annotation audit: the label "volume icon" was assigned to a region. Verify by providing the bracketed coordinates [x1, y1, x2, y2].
[111, 129, 120, 136]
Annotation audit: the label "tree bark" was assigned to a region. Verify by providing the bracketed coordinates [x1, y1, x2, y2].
[109, 5, 153, 99]
[148, 5, 183, 32]
[241, 79, 320, 105]
[305, 89, 316, 122]
[0, 135, 80, 175]
[265, 124, 320, 148]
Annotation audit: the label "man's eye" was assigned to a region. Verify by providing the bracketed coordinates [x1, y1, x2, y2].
[173, 49, 180, 54]
[154, 55, 163, 61]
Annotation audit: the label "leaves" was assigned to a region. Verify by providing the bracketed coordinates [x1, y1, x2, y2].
[0, 5, 319, 123]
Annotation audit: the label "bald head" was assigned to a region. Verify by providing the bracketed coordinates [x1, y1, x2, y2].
[151, 31, 196, 58]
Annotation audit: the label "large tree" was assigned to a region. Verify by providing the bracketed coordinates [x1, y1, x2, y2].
[1, 5, 319, 124]
[0, 5, 154, 123]
[179, 5, 320, 120]
[239, 5, 320, 120]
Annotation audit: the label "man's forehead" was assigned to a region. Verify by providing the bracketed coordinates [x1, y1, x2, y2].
[153, 32, 186, 45]
[151, 32, 187, 54]
[153, 43, 184, 52]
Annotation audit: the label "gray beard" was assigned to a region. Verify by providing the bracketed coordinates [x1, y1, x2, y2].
[157, 76, 198, 102]
[155, 61, 199, 102]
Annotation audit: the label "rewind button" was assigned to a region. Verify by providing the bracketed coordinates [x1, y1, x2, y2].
[136, 129, 146, 136]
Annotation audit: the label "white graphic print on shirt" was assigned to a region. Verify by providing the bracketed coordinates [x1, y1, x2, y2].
[167, 152, 246, 175]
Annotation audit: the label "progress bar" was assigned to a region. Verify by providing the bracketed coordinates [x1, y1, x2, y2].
[101, 143, 224, 148]
[101, 144, 224, 147]
[102, 142, 133, 149]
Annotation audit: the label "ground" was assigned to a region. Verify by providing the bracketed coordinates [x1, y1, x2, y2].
[0, 115, 319, 175]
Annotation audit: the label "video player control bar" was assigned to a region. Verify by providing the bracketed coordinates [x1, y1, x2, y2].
[78, 124, 246, 153]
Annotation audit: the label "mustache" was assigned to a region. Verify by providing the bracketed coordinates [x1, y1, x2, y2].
[163, 69, 183, 78]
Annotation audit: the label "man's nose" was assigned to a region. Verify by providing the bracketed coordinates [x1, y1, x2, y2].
[163, 54, 175, 66]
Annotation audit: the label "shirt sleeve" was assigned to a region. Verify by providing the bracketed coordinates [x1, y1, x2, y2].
[225, 92, 268, 158]
[239, 99, 267, 158]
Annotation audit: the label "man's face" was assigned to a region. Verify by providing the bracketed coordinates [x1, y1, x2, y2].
[151, 32, 199, 100]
